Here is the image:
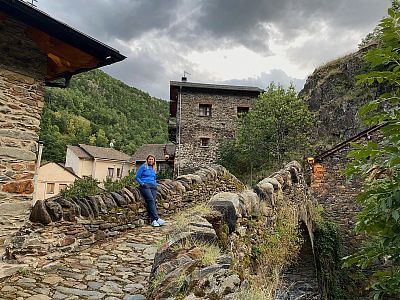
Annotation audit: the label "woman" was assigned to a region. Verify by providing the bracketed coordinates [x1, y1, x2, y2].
[135, 154, 165, 227]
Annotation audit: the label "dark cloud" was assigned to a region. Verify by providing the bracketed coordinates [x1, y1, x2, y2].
[37, 0, 391, 98]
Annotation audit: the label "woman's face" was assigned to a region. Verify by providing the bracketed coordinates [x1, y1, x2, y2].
[147, 156, 155, 165]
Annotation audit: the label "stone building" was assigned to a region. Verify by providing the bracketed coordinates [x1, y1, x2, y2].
[168, 80, 262, 174]
[0, 0, 125, 245]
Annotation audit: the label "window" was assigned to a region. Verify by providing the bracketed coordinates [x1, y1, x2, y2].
[200, 138, 210, 147]
[46, 183, 55, 194]
[117, 168, 121, 178]
[59, 184, 68, 191]
[199, 104, 212, 117]
[107, 168, 114, 178]
[237, 106, 249, 116]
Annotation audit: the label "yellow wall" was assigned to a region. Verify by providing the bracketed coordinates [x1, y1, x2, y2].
[65, 148, 133, 187]
[93, 160, 133, 187]
[37, 162, 77, 200]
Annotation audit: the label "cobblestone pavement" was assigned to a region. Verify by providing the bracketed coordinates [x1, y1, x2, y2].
[0, 223, 171, 300]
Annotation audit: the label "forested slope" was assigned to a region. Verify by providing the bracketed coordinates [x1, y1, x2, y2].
[39, 69, 168, 162]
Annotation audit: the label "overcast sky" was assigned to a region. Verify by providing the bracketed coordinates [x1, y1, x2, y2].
[36, 0, 391, 100]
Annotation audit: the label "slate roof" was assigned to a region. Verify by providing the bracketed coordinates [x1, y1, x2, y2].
[67, 144, 131, 162]
[67, 145, 91, 159]
[133, 144, 176, 162]
[170, 81, 263, 92]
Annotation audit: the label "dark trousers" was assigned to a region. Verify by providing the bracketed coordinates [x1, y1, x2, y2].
[139, 184, 159, 222]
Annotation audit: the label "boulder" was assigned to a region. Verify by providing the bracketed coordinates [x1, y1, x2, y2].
[30, 200, 52, 224]
[69, 198, 82, 217]
[85, 196, 100, 217]
[209, 200, 237, 233]
[53, 198, 77, 222]
[239, 190, 260, 217]
[122, 187, 135, 203]
[210, 192, 245, 216]
[74, 198, 92, 218]
[45, 200, 63, 222]
[102, 193, 117, 208]
[111, 192, 127, 206]
[93, 195, 108, 214]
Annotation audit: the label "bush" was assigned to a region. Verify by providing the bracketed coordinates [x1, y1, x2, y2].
[104, 170, 137, 192]
[60, 176, 102, 198]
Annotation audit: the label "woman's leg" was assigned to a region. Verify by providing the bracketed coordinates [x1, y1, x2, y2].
[140, 186, 159, 222]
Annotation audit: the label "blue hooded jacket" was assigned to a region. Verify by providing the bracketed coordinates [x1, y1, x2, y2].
[135, 163, 157, 187]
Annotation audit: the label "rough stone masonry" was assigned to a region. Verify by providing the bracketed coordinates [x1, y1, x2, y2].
[0, 17, 46, 248]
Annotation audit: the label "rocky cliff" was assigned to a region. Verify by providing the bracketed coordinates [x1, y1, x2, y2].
[299, 43, 379, 149]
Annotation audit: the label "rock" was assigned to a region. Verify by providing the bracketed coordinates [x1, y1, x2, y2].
[45, 201, 63, 222]
[94, 195, 108, 214]
[102, 194, 117, 209]
[26, 295, 52, 300]
[54, 198, 77, 222]
[123, 295, 146, 300]
[173, 181, 186, 194]
[122, 188, 135, 203]
[86, 196, 100, 217]
[42, 275, 63, 285]
[239, 190, 260, 217]
[111, 192, 127, 206]
[209, 200, 237, 233]
[220, 274, 240, 295]
[74, 198, 92, 218]
[210, 192, 245, 216]
[30, 200, 52, 224]
[68, 198, 82, 217]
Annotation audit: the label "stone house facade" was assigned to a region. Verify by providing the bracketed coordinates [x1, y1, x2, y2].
[169, 80, 262, 174]
[0, 0, 125, 245]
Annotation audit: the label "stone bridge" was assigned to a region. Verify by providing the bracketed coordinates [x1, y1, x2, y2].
[0, 162, 319, 299]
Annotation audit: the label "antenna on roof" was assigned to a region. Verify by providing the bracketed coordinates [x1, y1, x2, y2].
[26, 0, 38, 7]
[182, 71, 191, 82]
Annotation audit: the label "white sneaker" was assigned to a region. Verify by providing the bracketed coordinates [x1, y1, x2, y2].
[157, 218, 166, 226]
[151, 220, 160, 227]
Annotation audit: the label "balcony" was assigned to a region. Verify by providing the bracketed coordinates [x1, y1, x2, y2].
[168, 118, 177, 143]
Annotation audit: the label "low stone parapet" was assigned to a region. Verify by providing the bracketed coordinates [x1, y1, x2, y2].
[4, 165, 243, 264]
[148, 161, 319, 299]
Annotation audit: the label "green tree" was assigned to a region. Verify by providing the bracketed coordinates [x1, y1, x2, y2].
[218, 83, 313, 180]
[343, 3, 400, 298]
[39, 69, 169, 162]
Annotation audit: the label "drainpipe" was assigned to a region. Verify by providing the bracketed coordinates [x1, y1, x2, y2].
[32, 141, 44, 206]
[177, 85, 182, 177]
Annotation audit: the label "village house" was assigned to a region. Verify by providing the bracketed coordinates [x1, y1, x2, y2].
[132, 143, 176, 172]
[36, 162, 78, 201]
[0, 0, 125, 243]
[168, 78, 262, 174]
[65, 144, 133, 186]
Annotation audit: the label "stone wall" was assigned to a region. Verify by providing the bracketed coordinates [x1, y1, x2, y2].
[0, 17, 47, 249]
[176, 91, 257, 173]
[148, 161, 319, 299]
[310, 146, 364, 255]
[4, 165, 244, 265]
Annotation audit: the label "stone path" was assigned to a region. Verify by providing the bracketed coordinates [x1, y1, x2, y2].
[0, 223, 171, 300]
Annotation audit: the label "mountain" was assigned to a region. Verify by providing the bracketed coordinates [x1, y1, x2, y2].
[299, 43, 379, 149]
[39, 69, 169, 162]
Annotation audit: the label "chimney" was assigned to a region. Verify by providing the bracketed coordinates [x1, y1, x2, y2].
[181, 76, 187, 82]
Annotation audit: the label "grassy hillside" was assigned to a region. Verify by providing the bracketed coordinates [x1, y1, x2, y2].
[39, 69, 169, 162]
